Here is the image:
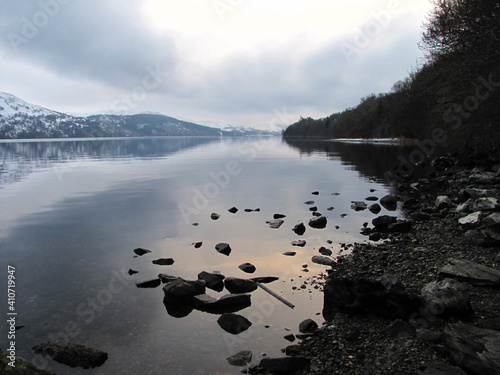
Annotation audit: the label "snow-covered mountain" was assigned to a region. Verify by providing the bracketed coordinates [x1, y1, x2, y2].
[0, 92, 278, 139]
[193, 119, 280, 136]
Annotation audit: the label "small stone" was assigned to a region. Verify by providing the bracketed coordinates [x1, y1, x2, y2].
[312, 191, 319, 195]
[458, 211, 482, 230]
[266, 219, 284, 229]
[283, 252, 297, 256]
[133, 248, 151, 256]
[291, 240, 306, 247]
[319, 247, 333, 256]
[274, 214, 286, 219]
[309, 216, 327, 229]
[211, 212, 221, 220]
[369, 203, 382, 214]
[152, 258, 175, 266]
[351, 201, 368, 211]
[311, 256, 335, 266]
[292, 222, 306, 235]
[380, 195, 399, 210]
[128, 269, 139, 275]
[192, 242, 203, 248]
[435, 195, 452, 210]
[215, 243, 232, 256]
[299, 318, 318, 333]
[238, 263, 256, 274]
[284, 334, 296, 342]
[228, 207, 238, 214]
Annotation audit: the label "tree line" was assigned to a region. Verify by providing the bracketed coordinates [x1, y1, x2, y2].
[284, 0, 500, 150]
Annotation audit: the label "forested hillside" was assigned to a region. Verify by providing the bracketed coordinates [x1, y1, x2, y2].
[284, 0, 500, 150]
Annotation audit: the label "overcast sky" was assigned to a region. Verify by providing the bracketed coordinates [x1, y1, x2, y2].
[0, 0, 434, 129]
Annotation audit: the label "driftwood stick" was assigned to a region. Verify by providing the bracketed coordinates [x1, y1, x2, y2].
[256, 282, 295, 309]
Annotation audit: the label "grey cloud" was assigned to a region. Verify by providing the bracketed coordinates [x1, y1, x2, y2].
[0, 0, 178, 89]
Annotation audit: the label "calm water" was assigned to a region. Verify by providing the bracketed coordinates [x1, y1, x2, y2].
[0, 137, 411, 374]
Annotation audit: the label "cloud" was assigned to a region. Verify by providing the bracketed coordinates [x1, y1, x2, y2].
[0, 0, 178, 89]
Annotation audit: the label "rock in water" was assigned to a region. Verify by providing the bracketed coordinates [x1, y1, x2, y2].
[224, 277, 257, 294]
[32, 342, 108, 369]
[152, 258, 174, 266]
[266, 219, 284, 229]
[217, 313, 252, 334]
[211, 212, 221, 220]
[309, 216, 327, 229]
[372, 215, 397, 229]
[312, 255, 335, 266]
[226, 350, 253, 366]
[228, 207, 238, 214]
[299, 319, 318, 333]
[351, 201, 368, 211]
[369, 203, 382, 214]
[135, 278, 162, 288]
[443, 323, 500, 375]
[318, 247, 333, 256]
[291, 240, 307, 247]
[238, 263, 256, 274]
[133, 248, 151, 256]
[251, 276, 279, 284]
[292, 223, 306, 235]
[198, 271, 225, 292]
[215, 243, 232, 256]
[195, 294, 252, 314]
[162, 277, 206, 299]
[380, 195, 399, 210]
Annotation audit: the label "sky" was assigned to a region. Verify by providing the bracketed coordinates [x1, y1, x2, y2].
[0, 0, 434, 129]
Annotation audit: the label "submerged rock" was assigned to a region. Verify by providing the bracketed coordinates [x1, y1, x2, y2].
[266, 219, 284, 229]
[226, 350, 253, 366]
[217, 313, 252, 334]
[32, 342, 108, 369]
[318, 247, 333, 256]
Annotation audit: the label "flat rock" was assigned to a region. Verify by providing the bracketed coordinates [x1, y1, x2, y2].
[217, 313, 252, 334]
[291, 240, 306, 247]
[266, 219, 284, 229]
[215, 243, 232, 256]
[158, 273, 178, 284]
[152, 258, 174, 266]
[283, 251, 297, 256]
[135, 278, 161, 288]
[309, 216, 327, 229]
[195, 294, 251, 314]
[32, 342, 108, 369]
[420, 279, 473, 320]
[472, 197, 499, 211]
[274, 214, 286, 219]
[238, 263, 256, 274]
[443, 323, 500, 375]
[251, 276, 279, 284]
[312, 255, 335, 266]
[224, 277, 257, 294]
[198, 271, 225, 292]
[458, 211, 482, 230]
[133, 248, 151, 256]
[226, 350, 252, 366]
[228, 207, 238, 213]
[192, 241, 203, 249]
[438, 258, 500, 286]
[292, 223, 306, 235]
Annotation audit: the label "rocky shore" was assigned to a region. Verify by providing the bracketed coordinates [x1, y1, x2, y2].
[249, 150, 500, 375]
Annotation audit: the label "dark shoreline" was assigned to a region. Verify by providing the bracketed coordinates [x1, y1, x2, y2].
[250, 149, 500, 375]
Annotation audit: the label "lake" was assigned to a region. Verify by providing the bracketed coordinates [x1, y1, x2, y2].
[0, 136, 412, 374]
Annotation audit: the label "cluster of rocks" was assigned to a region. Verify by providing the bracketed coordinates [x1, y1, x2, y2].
[277, 150, 500, 375]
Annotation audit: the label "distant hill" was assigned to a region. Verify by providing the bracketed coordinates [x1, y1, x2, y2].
[0, 92, 277, 139]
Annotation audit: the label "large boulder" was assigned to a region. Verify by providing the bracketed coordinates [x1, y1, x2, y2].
[443, 323, 500, 375]
[323, 275, 420, 320]
[420, 279, 473, 320]
[438, 259, 500, 287]
[32, 342, 108, 369]
[224, 277, 257, 294]
[162, 277, 206, 300]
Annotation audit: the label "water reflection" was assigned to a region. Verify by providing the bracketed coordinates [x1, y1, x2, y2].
[284, 138, 414, 183]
